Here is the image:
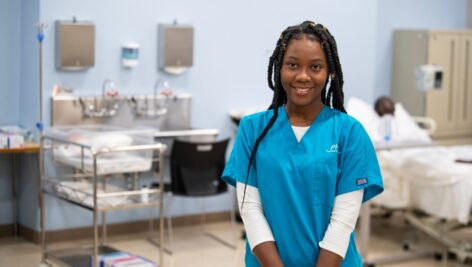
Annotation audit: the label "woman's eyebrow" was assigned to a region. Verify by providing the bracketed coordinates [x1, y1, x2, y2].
[284, 56, 325, 62]
[284, 56, 299, 61]
[310, 58, 325, 62]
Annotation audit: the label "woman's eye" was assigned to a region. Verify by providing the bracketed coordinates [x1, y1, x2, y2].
[312, 64, 322, 70]
[286, 62, 297, 69]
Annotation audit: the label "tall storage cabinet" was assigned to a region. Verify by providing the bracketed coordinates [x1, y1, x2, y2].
[392, 30, 472, 139]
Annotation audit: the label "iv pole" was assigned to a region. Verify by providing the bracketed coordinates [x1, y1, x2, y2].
[35, 21, 49, 267]
[36, 23, 45, 130]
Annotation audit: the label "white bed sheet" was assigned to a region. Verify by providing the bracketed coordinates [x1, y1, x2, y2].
[377, 145, 472, 224]
[54, 147, 152, 175]
[53, 181, 132, 208]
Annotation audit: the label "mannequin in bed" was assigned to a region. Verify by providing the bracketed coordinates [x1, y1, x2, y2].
[374, 96, 395, 117]
[374, 96, 395, 142]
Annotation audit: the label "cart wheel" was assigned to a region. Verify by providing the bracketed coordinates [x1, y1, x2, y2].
[402, 242, 410, 251]
[433, 252, 443, 261]
[241, 230, 246, 240]
[381, 211, 393, 219]
[447, 251, 456, 260]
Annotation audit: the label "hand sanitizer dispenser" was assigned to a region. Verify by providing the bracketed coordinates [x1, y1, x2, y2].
[122, 43, 139, 68]
[415, 64, 443, 91]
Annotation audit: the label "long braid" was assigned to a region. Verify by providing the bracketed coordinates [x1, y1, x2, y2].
[240, 21, 346, 208]
[240, 28, 295, 209]
[240, 85, 280, 209]
[315, 24, 346, 112]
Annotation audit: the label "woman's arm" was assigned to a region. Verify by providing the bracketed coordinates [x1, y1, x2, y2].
[317, 189, 364, 267]
[236, 182, 284, 267]
[316, 248, 343, 267]
[253, 241, 285, 267]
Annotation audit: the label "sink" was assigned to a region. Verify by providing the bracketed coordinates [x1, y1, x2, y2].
[153, 128, 218, 139]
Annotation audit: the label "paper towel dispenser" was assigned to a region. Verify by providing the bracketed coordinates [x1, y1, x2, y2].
[158, 23, 193, 74]
[55, 20, 95, 71]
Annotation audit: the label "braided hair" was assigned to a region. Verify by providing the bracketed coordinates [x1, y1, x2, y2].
[240, 21, 346, 208]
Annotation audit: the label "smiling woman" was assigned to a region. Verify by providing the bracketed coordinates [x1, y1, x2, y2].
[221, 21, 383, 267]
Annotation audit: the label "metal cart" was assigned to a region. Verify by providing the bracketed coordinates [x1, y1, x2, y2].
[39, 127, 167, 267]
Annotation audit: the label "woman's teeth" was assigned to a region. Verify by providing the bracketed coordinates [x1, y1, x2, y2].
[295, 88, 310, 93]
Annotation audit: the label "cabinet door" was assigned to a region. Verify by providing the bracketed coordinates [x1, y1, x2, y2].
[456, 34, 472, 131]
[426, 33, 460, 135]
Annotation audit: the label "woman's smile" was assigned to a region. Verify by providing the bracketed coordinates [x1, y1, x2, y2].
[292, 86, 314, 96]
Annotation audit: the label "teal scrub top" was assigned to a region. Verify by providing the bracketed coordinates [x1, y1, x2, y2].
[222, 106, 383, 267]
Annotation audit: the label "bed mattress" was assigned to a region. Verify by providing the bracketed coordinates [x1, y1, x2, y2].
[377, 145, 472, 223]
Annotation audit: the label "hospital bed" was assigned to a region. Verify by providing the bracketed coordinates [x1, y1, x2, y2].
[39, 125, 167, 267]
[347, 97, 472, 265]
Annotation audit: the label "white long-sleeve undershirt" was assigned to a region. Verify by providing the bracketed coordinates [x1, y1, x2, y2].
[237, 183, 363, 258]
[236, 125, 364, 258]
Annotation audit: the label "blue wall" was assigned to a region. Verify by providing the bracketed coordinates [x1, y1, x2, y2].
[0, 0, 21, 225]
[374, 0, 467, 99]
[0, 0, 467, 230]
[0, 0, 21, 125]
[17, 0, 40, 230]
[33, 0, 379, 230]
[38, 0, 379, 133]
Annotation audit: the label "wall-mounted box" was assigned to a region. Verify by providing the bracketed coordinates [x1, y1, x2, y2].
[158, 23, 193, 74]
[56, 20, 95, 71]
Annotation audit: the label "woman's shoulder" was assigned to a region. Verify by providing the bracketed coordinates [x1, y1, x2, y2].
[239, 109, 273, 128]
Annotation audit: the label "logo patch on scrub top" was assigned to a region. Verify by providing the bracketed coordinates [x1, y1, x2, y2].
[357, 178, 368, 186]
[326, 144, 339, 153]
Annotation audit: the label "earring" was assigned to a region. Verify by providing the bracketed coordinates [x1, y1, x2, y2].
[330, 92, 334, 108]
[320, 40, 326, 49]
[325, 75, 331, 100]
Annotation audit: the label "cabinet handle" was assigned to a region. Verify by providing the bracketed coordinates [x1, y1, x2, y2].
[448, 40, 455, 122]
[464, 40, 470, 120]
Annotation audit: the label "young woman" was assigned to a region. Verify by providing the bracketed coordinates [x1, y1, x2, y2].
[222, 21, 383, 267]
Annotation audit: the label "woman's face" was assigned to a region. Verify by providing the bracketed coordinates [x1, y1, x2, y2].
[280, 35, 328, 110]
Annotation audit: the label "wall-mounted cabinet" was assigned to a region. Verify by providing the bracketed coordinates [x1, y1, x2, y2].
[55, 20, 95, 71]
[392, 30, 472, 139]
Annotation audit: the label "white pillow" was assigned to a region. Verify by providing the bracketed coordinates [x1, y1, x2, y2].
[56, 132, 134, 158]
[345, 97, 380, 141]
[393, 103, 431, 143]
[90, 133, 133, 149]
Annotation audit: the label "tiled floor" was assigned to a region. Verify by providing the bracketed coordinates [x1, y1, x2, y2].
[0, 216, 470, 267]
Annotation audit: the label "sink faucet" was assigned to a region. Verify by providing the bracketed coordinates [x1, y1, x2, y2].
[153, 79, 169, 100]
[102, 79, 115, 111]
[153, 79, 170, 115]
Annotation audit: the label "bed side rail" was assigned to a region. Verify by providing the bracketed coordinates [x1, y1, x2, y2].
[412, 116, 437, 135]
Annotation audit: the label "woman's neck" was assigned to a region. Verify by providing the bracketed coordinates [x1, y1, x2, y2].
[285, 103, 324, 127]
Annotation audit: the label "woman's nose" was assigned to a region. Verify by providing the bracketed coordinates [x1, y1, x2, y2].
[295, 69, 310, 82]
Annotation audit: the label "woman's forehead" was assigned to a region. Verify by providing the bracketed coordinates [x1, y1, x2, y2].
[284, 37, 325, 59]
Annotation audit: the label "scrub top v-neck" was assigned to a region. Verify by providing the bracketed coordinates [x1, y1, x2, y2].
[222, 105, 383, 267]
